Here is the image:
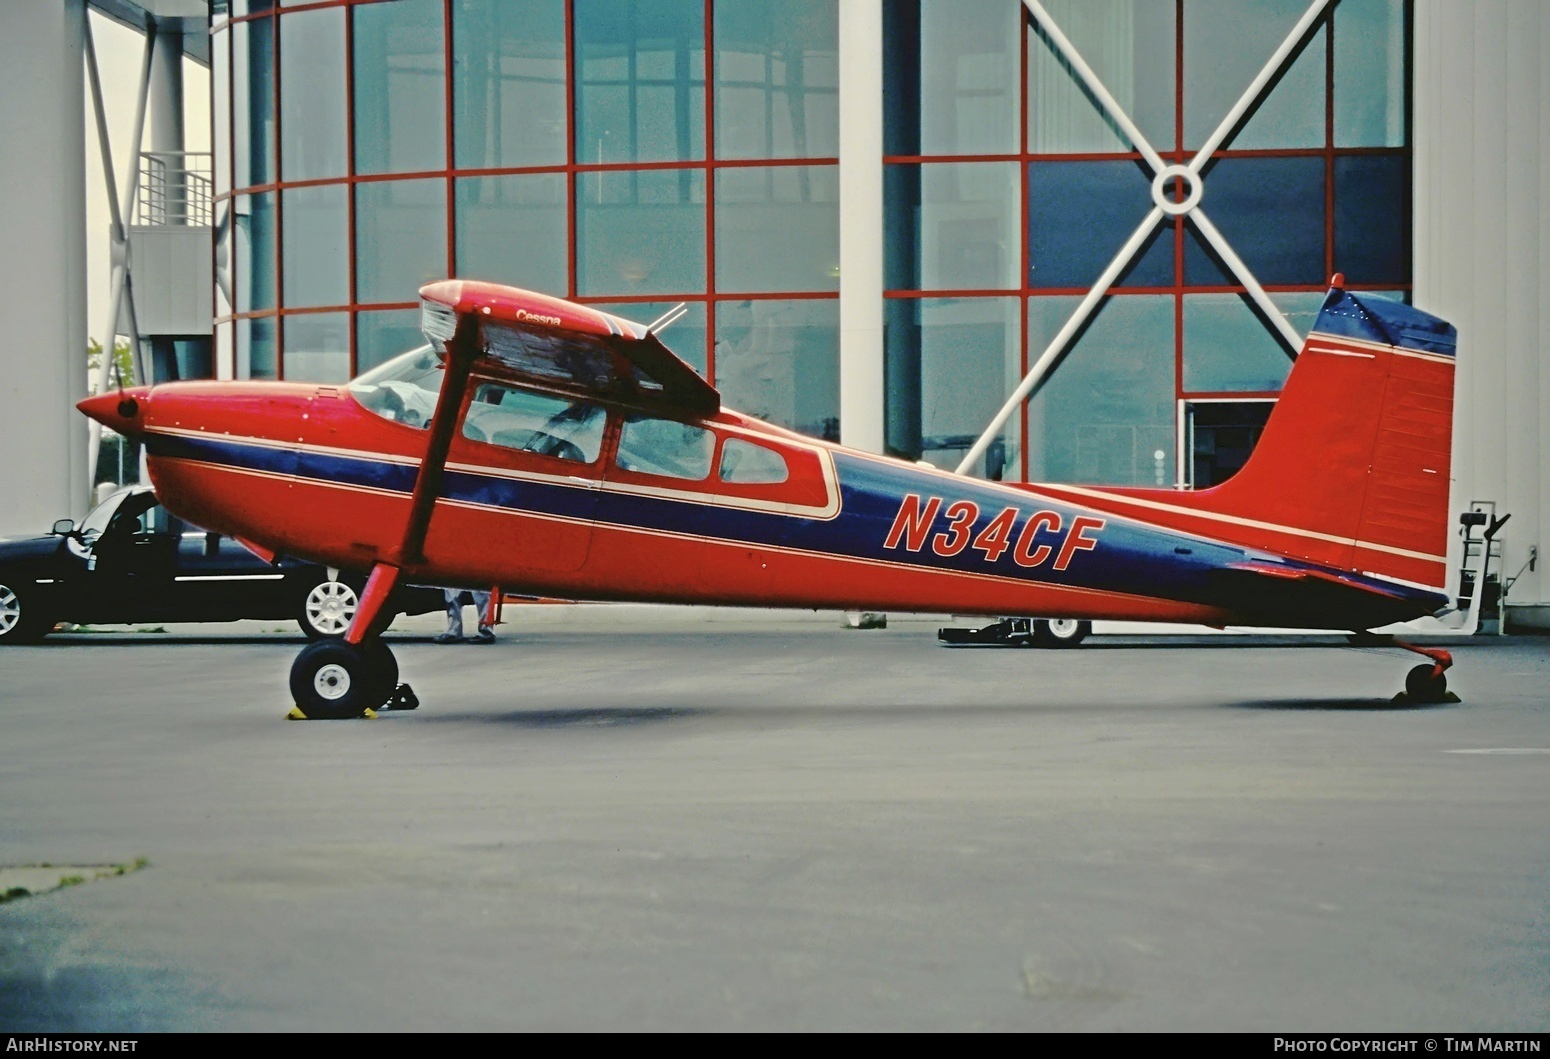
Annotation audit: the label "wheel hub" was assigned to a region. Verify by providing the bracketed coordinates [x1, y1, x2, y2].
[313, 663, 352, 700]
[0, 586, 18, 634]
[307, 582, 358, 635]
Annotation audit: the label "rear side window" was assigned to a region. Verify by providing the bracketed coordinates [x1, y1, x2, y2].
[719, 438, 789, 484]
[616, 416, 714, 481]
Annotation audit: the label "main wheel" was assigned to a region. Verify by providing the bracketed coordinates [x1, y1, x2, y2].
[1405, 663, 1448, 704]
[0, 580, 55, 645]
[299, 578, 359, 639]
[362, 639, 399, 708]
[290, 640, 373, 719]
[1032, 618, 1091, 648]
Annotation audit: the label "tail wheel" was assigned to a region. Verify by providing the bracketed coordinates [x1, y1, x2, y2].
[290, 640, 373, 719]
[0, 581, 54, 645]
[300, 578, 360, 639]
[1405, 663, 1449, 704]
[1032, 618, 1091, 648]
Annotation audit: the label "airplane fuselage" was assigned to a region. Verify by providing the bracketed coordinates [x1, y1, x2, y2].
[106, 377, 1442, 633]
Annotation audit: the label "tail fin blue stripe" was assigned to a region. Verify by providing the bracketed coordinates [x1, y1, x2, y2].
[1315, 289, 1458, 357]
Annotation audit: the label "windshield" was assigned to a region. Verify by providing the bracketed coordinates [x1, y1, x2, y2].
[77, 489, 135, 540]
[348, 345, 445, 428]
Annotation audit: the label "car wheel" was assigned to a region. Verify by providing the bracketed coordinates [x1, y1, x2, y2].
[1032, 618, 1090, 648]
[0, 580, 54, 645]
[299, 578, 359, 639]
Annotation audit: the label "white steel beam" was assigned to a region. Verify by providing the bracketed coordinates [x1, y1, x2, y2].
[958, 0, 1329, 475]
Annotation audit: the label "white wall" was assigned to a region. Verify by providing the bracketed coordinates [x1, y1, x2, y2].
[0, 0, 89, 534]
[1414, 0, 1550, 622]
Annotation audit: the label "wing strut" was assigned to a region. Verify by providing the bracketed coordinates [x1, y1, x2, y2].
[336, 310, 480, 649]
[399, 310, 481, 566]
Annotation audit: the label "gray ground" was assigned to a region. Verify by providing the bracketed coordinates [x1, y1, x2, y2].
[1, 607, 1546, 1032]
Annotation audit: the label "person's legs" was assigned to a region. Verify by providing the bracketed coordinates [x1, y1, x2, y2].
[436, 589, 464, 643]
[470, 591, 494, 643]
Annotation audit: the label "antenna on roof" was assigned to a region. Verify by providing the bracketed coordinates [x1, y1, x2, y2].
[647, 303, 689, 334]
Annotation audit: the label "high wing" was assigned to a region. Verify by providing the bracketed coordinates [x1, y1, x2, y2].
[418, 280, 719, 416]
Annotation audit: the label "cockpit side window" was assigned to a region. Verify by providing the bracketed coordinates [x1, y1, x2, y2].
[462, 383, 606, 463]
[616, 416, 714, 481]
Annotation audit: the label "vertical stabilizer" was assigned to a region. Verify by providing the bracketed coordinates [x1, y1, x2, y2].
[1189, 285, 1457, 588]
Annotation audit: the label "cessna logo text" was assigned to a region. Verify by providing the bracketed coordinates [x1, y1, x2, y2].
[882, 493, 1105, 570]
[515, 309, 564, 326]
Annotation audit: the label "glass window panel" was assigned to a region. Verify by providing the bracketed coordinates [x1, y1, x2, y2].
[1185, 156, 1325, 285]
[1026, 0, 1176, 155]
[1027, 159, 1173, 289]
[883, 0, 1021, 156]
[617, 415, 714, 479]
[452, 0, 567, 168]
[455, 175, 568, 295]
[885, 162, 1019, 291]
[283, 312, 351, 383]
[1027, 294, 1174, 486]
[355, 178, 449, 305]
[213, 27, 231, 197]
[232, 18, 274, 188]
[353, 0, 447, 175]
[884, 297, 1020, 479]
[237, 315, 277, 380]
[1335, 0, 1406, 147]
[279, 7, 347, 181]
[586, 301, 706, 375]
[1333, 154, 1409, 284]
[720, 439, 790, 483]
[1184, 0, 1324, 151]
[576, 169, 706, 296]
[282, 183, 348, 308]
[1182, 292, 1301, 393]
[233, 192, 276, 313]
[715, 298, 839, 441]
[575, 0, 706, 164]
[356, 308, 426, 375]
[715, 166, 839, 293]
[1232, 25, 1326, 151]
[466, 383, 606, 462]
[714, 0, 838, 160]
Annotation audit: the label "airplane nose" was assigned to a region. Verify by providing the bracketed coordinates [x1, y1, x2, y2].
[77, 387, 152, 436]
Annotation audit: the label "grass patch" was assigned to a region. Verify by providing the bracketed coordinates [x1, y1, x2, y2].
[0, 857, 149, 904]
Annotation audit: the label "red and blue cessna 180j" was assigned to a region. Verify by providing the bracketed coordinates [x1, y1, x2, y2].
[79, 278, 1461, 718]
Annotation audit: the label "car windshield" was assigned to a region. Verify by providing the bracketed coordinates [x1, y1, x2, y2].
[348, 345, 445, 428]
[76, 489, 134, 540]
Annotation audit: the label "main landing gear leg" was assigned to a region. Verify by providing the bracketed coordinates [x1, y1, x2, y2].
[1365, 635, 1459, 705]
[288, 564, 417, 719]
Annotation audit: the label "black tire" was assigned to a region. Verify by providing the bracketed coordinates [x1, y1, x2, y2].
[1032, 618, 1090, 648]
[289, 640, 373, 719]
[298, 577, 360, 640]
[1405, 663, 1448, 703]
[362, 639, 399, 708]
[0, 580, 54, 645]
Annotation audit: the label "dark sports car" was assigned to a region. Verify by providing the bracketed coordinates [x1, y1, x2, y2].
[0, 487, 443, 643]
